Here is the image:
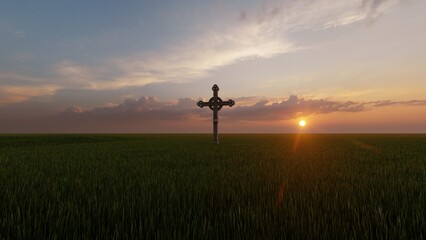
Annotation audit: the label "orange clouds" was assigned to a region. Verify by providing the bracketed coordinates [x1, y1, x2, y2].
[0, 85, 57, 105]
[2, 94, 424, 133]
[312, 104, 426, 133]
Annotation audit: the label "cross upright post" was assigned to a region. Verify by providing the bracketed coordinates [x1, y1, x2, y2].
[197, 84, 235, 144]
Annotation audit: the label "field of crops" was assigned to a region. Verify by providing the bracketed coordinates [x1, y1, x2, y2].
[0, 134, 425, 239]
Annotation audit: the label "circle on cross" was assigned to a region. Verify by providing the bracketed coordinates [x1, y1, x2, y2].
[208, 97, 223, 111]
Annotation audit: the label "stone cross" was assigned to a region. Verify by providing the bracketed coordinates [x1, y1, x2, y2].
[197, 84, 235, 144]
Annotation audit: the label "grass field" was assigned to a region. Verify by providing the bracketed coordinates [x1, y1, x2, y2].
[0, 134, 425, 239]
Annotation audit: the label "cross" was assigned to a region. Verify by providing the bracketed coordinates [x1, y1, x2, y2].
[197, 84, 235, 144]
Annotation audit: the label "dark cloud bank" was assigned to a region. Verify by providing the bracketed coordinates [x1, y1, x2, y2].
[59, 95, 364, 124]
[1, 95, 425, 133]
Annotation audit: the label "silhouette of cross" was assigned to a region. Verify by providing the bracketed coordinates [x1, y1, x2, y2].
[197, 84, 235, 144]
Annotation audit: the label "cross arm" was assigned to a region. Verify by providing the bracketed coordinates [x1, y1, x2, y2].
[222, 99, 235, 107]
[197, 101, 211, 108]
[197, 99, 235, 108]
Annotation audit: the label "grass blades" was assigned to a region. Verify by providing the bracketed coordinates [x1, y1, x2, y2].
[0, 134, 425, 239]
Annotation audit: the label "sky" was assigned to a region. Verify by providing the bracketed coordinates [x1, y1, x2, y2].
[1, 0, 425, 133]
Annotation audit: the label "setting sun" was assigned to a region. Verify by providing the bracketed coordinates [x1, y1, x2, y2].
[299, 120, 306, 127]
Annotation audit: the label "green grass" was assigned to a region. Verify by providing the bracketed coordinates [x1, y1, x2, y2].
[0, 134, 425, 239]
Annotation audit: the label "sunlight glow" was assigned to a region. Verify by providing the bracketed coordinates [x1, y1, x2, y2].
[298, 120, 306, 127]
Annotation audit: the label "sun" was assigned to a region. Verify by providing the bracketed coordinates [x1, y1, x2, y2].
[298, 120, 306, 127]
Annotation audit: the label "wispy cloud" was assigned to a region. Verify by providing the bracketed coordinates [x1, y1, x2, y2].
[241, 0, 400, 30]
[48, 0, 404, 89]
[0, 86, 56, 105]
[0, 0, 405, 105]
[0, 72, 57, 104]
[110, 0, 401, 87]
[371, 99, 426, 107]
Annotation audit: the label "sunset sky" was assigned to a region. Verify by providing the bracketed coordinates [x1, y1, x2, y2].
[1, 0, 425, 133]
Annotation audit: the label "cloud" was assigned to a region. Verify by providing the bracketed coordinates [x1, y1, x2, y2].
[95, 0, 402, 90]
[362, 0, 390, 19]
[110, 22, 296, 86]
[241, 0, 401, 30]
[58, 95, 426, 124]
[0, 71, 59, 104]
[63, 106, 84, 114]
[224, 95, 366, 121]
[45, 1, 405, 90]
[0, 0, 405, 105]
[371, 99, 426, 107]
[1, 94, 425, 132]
[0, 85, 57, 105]
[54, 61, 131, 89]
[60, 96, 204, 122]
